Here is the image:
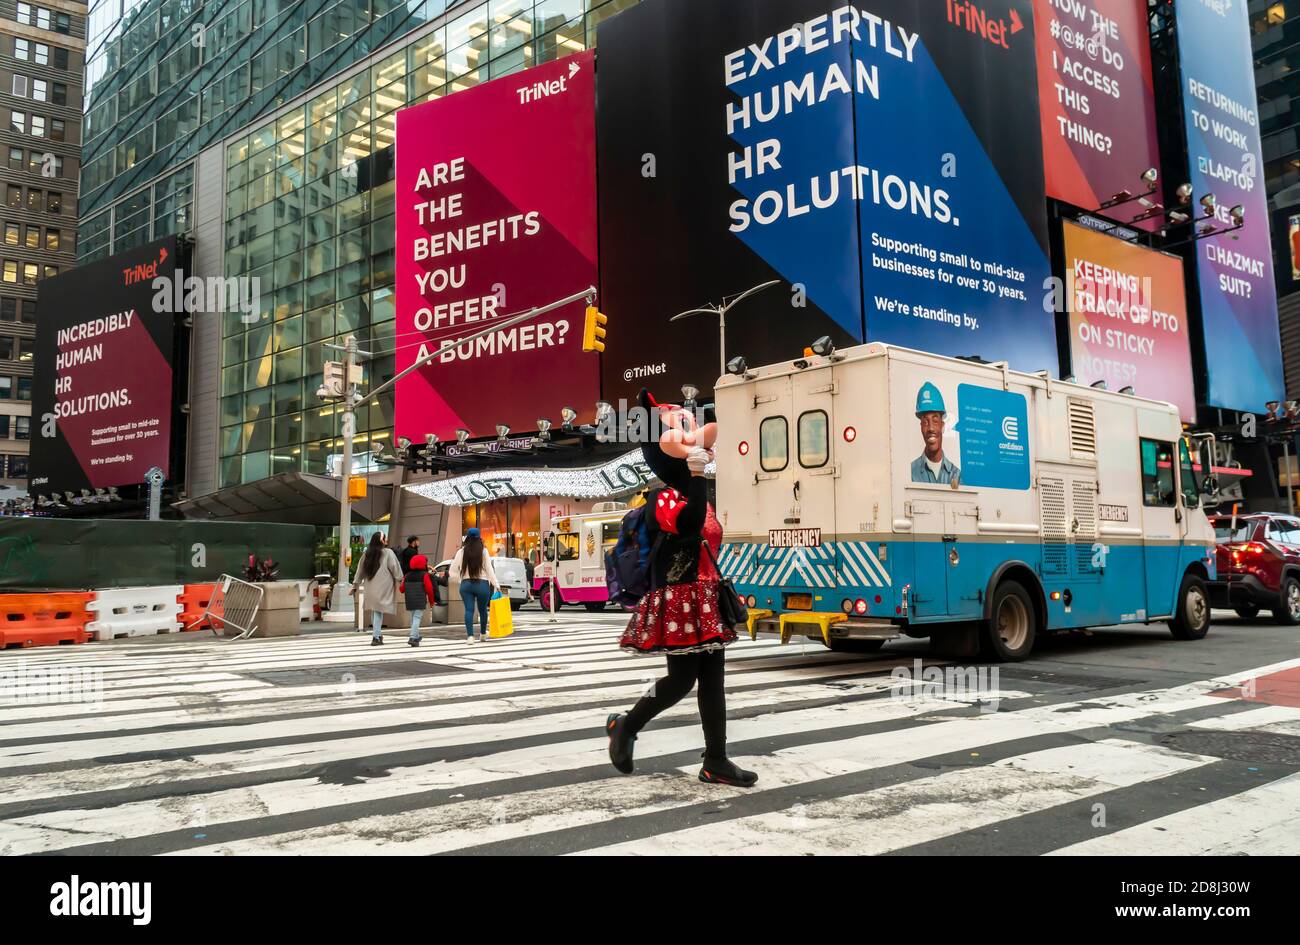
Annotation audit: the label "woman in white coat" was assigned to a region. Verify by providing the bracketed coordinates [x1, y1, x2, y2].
[351, 532, 403, 646]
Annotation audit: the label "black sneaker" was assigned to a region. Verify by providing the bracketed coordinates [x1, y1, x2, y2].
[408, 638, 421, 647]
[370, 636, 384, 646]
[606, 713, 636, 775]
[699, 755, 757, 788]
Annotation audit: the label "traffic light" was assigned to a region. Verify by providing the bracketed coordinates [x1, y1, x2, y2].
[582, 305, 607, 353]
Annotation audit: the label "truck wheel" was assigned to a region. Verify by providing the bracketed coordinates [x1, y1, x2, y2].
[583, 601, 607, 613]
[539, 583, 562, 611]
[1170, 573, 1211, 640]
[1233, 603, 1260, 620]
[1272, 576, 1300, 625]
[981, 580, 1037, 662]
[829, 638, 885, 654]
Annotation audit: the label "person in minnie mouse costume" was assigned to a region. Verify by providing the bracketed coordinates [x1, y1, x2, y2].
[605, 388, 758, 788]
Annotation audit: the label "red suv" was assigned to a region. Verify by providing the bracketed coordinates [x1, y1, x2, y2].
[1207, 513, 1300, 624]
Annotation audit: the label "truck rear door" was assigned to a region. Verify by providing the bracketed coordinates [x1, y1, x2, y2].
[782, 367, 839, 608]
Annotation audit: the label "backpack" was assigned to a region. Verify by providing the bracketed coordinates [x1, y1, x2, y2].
[606, 505, 661, 608]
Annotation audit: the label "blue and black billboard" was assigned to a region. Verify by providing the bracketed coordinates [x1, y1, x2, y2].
[597, 0, 1055, 401]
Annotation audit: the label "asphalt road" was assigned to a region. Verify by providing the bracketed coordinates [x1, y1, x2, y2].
[0, 609, 1296, 855]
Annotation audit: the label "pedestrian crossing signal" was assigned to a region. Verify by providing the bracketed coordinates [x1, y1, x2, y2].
[582, 305, 607, 353]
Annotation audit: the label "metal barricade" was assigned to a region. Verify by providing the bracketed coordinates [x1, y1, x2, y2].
[201, 574, 265, 641]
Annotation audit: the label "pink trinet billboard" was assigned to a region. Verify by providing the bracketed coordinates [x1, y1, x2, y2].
[394, 50, 599, 441]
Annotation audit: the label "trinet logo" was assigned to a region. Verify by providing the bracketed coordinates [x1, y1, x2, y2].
[517, 60, 580, 104]
[49, 876, 152, 926]
[123, 245, 168, 285]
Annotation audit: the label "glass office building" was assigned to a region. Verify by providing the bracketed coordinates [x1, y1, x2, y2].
[78, 0, 641, 498]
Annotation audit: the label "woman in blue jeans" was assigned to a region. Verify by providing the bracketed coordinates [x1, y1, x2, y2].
[451, 527, 500, 643]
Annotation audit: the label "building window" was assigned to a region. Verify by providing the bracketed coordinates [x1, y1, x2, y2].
[36, 8, 49, 31]
[22, 262, 37, 286]
[7, 148, 21, 170]
[0, 334, 13, 356]
[45, 191, 59, 213]
[31, 80, 46, 102]
[21, 298, 35, 322]
[35, 44, 48, 66]
[5, 187, 18, 208]
[9, 454, 27, 476]
[3, 225, 16, 247]
[0, 377, 9, 398]
[50, 119, 63, 142]
[52, 47, 66, 70]
[23, 226, 36, 248]
[11, 76, 27, 98]
[16, 377, 29, 401]
[15, 417, 29, 440]
[26, 189, 41, 211]
[55, 12, 70, 34]
[13, 39, 28, 61]
[45, 228, 58, 250]
[51, 82, 65, 106]
[10, 112, 24, 135]
[16, 3, 32, 26]
[42, 264, 55, 279]
[0, 416, 9, 438]
[30, 116, 45, 138]
[0, 299, 13, 321]
[17, 338, 31, 360]
[2, 262, 15, 284]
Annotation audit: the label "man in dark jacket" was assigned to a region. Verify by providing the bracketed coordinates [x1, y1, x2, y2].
[398, 535, 420, 573]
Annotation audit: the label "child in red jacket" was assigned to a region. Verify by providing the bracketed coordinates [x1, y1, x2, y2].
[400, 554, 435, 648]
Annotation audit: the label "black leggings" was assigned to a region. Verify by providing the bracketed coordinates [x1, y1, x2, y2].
[625, 649, 727, 759]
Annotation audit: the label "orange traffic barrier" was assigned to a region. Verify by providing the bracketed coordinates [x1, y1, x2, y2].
[0, 592, 92, 648]
[177, 583, 217, 631]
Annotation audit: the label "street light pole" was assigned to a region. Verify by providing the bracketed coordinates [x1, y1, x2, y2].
[327, 334, 363, 619]
[670, 280, 780, 379]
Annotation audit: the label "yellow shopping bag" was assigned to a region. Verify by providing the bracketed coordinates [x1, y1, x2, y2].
[488, 592, 514, 638]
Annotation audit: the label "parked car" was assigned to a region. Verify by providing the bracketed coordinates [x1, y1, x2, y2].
[1207, 513, 1300, 624]
[435, 557, 530, 611]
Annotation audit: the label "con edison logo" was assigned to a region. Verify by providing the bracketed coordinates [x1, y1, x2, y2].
[517, 60, 580, 104]
[1001, 416, 1020, 440]
[49, 876, 152, 926]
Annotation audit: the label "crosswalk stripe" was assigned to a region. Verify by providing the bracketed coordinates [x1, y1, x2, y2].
[1, 620, 1293, 856]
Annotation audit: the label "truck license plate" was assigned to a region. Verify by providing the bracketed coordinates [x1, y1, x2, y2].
[784, 593, 813, 611]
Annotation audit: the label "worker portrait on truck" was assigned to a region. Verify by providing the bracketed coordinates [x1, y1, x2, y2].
[909, 382, 961, 485]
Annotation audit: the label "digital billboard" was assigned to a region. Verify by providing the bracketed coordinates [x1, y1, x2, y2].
[1176, 0, 1284, 412]
[597, 0, 1056, 405]
[1033, 0, 1161, 221]
[1062, 220, 1195, 422]
[28, 237, 181, 496]
[394, 50, 599, 440]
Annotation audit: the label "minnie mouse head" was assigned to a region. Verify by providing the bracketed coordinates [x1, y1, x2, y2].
[636, 388, 717, 493]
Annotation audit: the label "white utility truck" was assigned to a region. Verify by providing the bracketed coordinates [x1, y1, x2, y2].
[713, 342, 1216, 661]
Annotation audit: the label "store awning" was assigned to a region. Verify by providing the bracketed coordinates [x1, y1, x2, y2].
[403, 448, 665, 506]
[175, 472, 393, 524]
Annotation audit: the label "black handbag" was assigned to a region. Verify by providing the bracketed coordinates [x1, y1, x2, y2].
[701, 541, 749, 630]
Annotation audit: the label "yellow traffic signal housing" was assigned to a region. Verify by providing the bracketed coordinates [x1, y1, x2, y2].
[582, 305, 607, 353]
[347, 476, 368, 500]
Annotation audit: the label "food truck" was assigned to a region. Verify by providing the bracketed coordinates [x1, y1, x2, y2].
[534, 504, 629, 611]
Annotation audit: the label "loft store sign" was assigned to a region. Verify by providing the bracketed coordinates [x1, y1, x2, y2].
[409, 449, 659, 506]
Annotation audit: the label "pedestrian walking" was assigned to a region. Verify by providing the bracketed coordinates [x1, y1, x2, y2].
[398, 535, 421, 573]
[400, 553, 435, 648]
[451, 527, 500, 643]
[350, 532, 403, 646]
[606, 389, 757, 787]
